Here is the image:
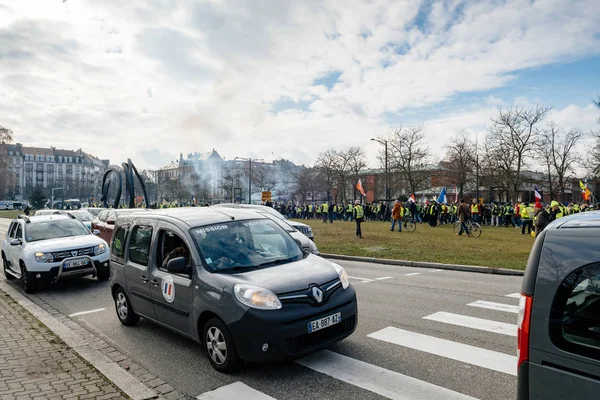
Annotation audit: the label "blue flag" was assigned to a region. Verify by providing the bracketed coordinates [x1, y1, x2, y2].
[437, 187, 447, 204]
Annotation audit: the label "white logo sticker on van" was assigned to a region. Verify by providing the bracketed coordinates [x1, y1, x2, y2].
[161, 275, 175, 303]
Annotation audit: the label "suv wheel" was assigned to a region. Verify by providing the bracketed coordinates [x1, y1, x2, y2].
[114, 288, 139, 326]
[97, 269, 110, 281]
[2, 255, 14, 280]
[20, 263, 37, 294]
[203, 318, 242, 372]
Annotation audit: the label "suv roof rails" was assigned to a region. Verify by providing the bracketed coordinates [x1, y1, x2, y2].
[52, 211, 77, 220]
[17, 215, 31, 223]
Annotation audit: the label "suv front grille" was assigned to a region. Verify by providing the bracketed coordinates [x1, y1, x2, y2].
[296, 226, 311, 237]
[52, 246, 95, 262]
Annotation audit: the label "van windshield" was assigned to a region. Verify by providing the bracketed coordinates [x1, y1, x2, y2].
[190, 219, 303, 273]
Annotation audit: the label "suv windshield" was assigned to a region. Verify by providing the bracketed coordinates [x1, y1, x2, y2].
[190, 219, 303, 273]
[25, 219, 91, 242]
[71, 211, 94, 222]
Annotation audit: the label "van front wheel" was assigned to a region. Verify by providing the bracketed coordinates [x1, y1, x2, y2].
[203, 318, 242, 372]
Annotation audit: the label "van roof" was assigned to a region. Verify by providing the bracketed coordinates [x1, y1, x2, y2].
[550, 210, 600, 229]
[117, 207, 263, 228]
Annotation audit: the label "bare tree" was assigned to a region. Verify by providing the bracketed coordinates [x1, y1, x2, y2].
[0, 126, 13, 144]
[343, 147, 367, 200]
[251, 164, 277, 193]
[541, 122, 583, 202]
[588, 97, 600, 180]
[487, 105, 552, 201]
[315, 150, 339, 202]
[387, 125, 432, 195]
[219, 172, 242, 203]
[444, 132, 476, 197]
[291, 166, 322, 203]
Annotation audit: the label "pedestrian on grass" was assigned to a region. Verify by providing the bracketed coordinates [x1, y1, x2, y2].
[533, 201, 551, 237]
[390, 200, 403, 232]
[456, 199, 471, 237]
[353, 200, 364, 239]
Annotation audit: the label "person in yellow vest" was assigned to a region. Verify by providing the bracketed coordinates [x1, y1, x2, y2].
[353, 200, 364, 238]
[520, 202, 534, 235]
[550, 200, 564, 220]
[470, 199, 481, 223]
[322, 202, 329, 223]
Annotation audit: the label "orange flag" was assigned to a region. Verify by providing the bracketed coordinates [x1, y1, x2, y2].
[355, 179, 366, 196]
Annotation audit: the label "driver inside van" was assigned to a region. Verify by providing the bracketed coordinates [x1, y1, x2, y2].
[161, 233, 190, 269]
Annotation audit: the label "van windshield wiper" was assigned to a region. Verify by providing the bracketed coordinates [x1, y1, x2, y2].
[256, 257, 293, 268]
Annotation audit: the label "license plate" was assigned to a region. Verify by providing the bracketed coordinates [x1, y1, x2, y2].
[308, 312, 341, 333]
[64, 259, 89, 269]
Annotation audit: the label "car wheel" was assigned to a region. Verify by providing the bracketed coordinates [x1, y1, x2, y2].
[114, 288, 139, 326]
[97, 269, 110, 281]
[20, 263, 37, 294]
[203, 318, 242, 372]
[2, 255, 15, 280]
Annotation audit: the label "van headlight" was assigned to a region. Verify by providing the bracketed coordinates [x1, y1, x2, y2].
[93, 244, 107, 255]
[233, 284, 282, 310]
[332, 263, 349, 289]
[34, 252, 54, 263]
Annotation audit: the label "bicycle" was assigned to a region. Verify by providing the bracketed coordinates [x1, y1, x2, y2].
[402, 216, 417, 232]
[453, 219, 482, 237]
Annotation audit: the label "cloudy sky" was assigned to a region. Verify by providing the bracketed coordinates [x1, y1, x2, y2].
[1, 0, 599, 170]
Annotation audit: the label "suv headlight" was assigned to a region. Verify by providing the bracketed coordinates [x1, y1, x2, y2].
[34, 252, 54, 263]
[233, 284, 282, 310]
[308, 240, 319, 255]
[93, 244, 107, 256]
[332, 263, 349, 289]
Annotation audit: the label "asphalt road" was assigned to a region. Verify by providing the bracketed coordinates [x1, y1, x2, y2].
[0, 219, 522, 400]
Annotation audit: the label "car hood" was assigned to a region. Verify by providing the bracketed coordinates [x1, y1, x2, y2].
[288, 220, 310, 228]
[214, 254, 338, 294]
[26, 235, 105, 252]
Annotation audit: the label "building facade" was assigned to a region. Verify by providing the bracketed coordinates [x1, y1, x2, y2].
[0, 143, 108, 203]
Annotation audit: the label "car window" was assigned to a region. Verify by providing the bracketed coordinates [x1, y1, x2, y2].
[128, 226, 152, 266]
[15, 224, 23, 240]
[98, 211, 108, 222]
[112, 227, 127, 258]
[107, 211, 116, 221]
[550, 262, 600, 360]
[8, 222, 17, 239]
[157, 230, 191, 276]
[73, 211, 94, 222]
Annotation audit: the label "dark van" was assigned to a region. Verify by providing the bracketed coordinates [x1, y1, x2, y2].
[517, 210, 600, 399]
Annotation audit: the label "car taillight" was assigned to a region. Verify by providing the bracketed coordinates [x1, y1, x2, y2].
[517, 293, 533, 369]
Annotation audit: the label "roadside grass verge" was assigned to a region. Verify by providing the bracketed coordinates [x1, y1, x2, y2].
[293, 218, 533, 270]
[0, 210, 23, 219]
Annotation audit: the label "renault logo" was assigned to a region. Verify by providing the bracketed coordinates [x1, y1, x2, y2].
[311, 287, 323, 303]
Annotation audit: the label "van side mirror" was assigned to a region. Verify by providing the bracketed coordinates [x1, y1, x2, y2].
[106, 219, 116, 225]
[166, 257, 187, 274]
[10, 238, 22, 246]
[92, 229, 101, 235]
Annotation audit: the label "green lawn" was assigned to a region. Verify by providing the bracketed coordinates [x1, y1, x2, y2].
[0, 210, 24, 219]
[294, 218, 534, 270]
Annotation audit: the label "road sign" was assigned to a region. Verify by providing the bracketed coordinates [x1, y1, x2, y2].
[261, 191, 272, 201]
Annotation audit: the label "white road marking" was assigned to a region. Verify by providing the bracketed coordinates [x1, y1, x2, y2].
[348, 276, 374, 282]
[375, 277, 393, 280]
[368, 327, 517, 376]
[297, 350, 478, 400]
[196, 382, 276, 400]
[467, 301, 519, 314]
[431, 269, 444, 272]
[68, 308, 106, 318]
[405, 273, 421, 276]
[505, 293, 521, 299]
[423, 312, 517, 337]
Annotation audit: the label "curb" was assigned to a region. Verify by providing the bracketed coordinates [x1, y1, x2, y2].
[0, 280, 162, 400]
[320, 253, 524, 276]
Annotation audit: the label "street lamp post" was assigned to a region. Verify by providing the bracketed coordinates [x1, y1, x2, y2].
[235, 157, 263, 204]
[371, 138, 388, 201]
[51, 187, 65, 209]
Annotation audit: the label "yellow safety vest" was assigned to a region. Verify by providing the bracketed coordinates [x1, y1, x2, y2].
[354, 205, 364, 219]
[470, 204, 478, 214]
[322, 204, 329, 213]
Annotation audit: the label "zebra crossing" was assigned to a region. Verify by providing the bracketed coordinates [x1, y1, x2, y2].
[196, 292, 520, 400]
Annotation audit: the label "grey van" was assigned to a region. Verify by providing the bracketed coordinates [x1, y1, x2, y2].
[517, 210, 600, 399]
[109, 208, 357, 372]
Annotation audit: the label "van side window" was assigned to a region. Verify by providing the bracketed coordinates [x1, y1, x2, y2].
[128, 226, 153, 266]
[157, 230, 191, 276]
[550, 262, 600, 360]
[112, 227, 127, 258]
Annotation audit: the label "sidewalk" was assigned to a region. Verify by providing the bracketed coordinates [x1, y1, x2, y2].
[0, 290, 128, 400]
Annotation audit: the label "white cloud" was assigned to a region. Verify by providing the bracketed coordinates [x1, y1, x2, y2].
[0, 0, 599, 170]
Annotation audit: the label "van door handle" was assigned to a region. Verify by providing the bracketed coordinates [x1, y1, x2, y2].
[140, 276, 148, 283]
[150, 279, 160, 287]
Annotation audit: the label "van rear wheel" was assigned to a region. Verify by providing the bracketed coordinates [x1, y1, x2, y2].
[2, 255, 14, 280]
[114, 288, 139, 326]
[203, 318, 242, 372]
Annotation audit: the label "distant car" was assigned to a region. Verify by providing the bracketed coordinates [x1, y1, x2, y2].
[92, 209, 148, 244]
[213, 204, 319, 255]
[82, 207, 107, 218]
[110, 207, 356, 372]
[1, 214, 110, 293]
[216, 204, 314, 241]
[517, 210, 600, 400]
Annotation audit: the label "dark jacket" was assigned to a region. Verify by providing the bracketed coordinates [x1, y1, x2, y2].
[457, 203, 470, 223]
[534, 209, 551, 236]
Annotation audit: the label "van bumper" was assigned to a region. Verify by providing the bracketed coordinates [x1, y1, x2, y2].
[516, 362, 529, 400]
[228, 287, 358, 363]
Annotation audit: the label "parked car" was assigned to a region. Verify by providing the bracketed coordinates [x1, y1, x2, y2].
[110, 207, 356, 372]
[216, 204, 314, 240]
[82, 207, 107, 218]
[517, 210, 600, 400]
[1, 214, 110, 293]
[212, 204, 319, 255]
[92, 209, 148, 244]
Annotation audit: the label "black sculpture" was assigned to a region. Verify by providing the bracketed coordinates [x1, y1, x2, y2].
[100, 159, 150, 209]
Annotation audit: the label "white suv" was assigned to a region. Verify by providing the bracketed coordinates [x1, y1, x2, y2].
[1, 214, 110, 293]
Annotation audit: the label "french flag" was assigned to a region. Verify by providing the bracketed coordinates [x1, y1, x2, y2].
[534, 187, 542, 201]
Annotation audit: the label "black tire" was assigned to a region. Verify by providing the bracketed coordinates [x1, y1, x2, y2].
[453, 222, 461, 234]
[97, 268, 110, 281]
[405, 220, 417, 232]
[470, 223, 483, 238]
[114, 287, 139, 326]
[203, 317, 242, 372]
[20, 263, 37, 294]
[2, 254, 15, 280]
